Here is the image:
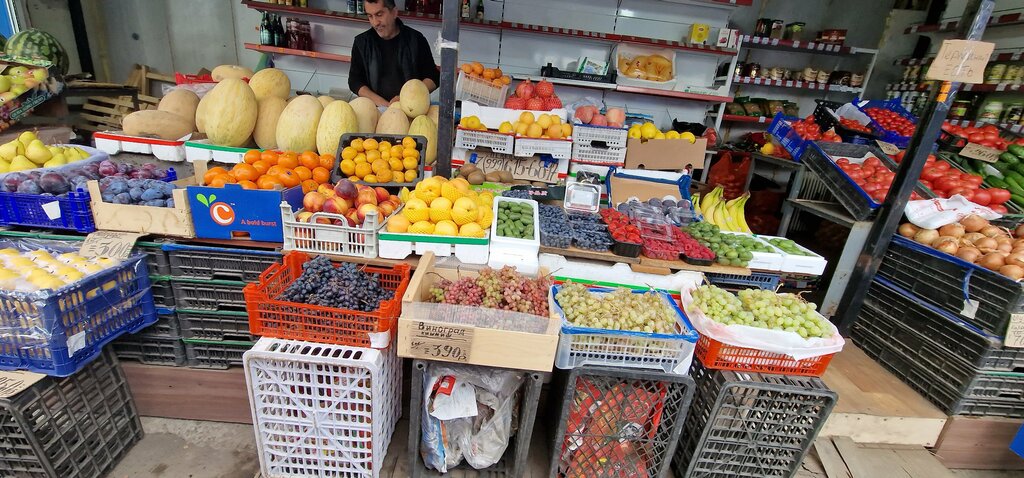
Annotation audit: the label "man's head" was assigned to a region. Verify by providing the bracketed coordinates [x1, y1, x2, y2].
[365, 0, 399, 40]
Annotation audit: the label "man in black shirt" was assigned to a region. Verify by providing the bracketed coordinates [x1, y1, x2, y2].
[349, 0, 440, 107]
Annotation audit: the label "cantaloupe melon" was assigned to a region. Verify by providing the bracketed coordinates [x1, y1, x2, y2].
[349, 97, 379, 133]
[248, 68, 290, 100]
[276, 95, 323, 152]
[399, 79, 429, 118]
[316, 100, 358, 156]
[157, 88, 200, 130]
[376, 106, 410, 135]
[317, 95, 335, 107]
[253, 97, 287, 150]
[202, 78, 258, 147]
[122, 110, 195, 140]
[195, 93, 210, 133]
[427, 105, 440, 126]
[408, 115, 438, 165]
[211, 64, 254, 82]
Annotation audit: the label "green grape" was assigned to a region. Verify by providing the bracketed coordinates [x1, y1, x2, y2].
[691, 285, 832, 339]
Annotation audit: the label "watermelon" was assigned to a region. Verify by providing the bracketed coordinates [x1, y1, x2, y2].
[5, 29, 68, 75]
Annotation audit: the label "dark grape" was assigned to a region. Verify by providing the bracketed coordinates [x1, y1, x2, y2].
[277, 256, 394, 312]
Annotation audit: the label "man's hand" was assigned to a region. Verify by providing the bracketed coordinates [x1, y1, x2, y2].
[373, 97, 390, 107]
[389, 96, 401, 105]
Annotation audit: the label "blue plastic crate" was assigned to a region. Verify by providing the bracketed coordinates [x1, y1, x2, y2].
[854, 97, 918, 149]
[767, 113, 808, 161]
[0, 188, 95, 232]
[0, 253, 157, 376]
[707, 271, 781, 290]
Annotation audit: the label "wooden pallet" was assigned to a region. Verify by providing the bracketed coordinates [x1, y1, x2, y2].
[799, 437, 958, 478]
[78, 64, 174, 132]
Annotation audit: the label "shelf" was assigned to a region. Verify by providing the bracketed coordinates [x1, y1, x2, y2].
[614, 85, 732, 102]
[244, 43, 351, 62]
[962, 82, 1023, 93]
[787, 199, 857, 228]
[242, 0, 738, 57]
[751, 151, 802, 170]
[904, 8, 1024, 34]
[895, 48, 1024, 66]
[739, 35, 876, 56]
[947, 119, 1024, 134]
[886, 82, 930, 92]
[732, 76, 863, 93]
[722, 114, 772, 123]
[510, 74, 616, 90]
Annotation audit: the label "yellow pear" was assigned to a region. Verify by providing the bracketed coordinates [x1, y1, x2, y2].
[10, 155, 35, 171]
[46, 146, 61, 156]
[0, 140, 21, 161]
[43, 154, 66, 168]
[0, 159, 10, 173]
[74, 147, 90, 159]
[63, 148, 81, 162]
[25, 140, 51, 165]
[17, 131, 37, 145]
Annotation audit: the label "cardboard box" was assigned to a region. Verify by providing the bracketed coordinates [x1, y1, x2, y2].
[0, 56, 64, 133]
[624, 137, 707, 171]
[87, 176, 196, 238]
[187, 161, 303, 242]
[606, 168, 693, 205]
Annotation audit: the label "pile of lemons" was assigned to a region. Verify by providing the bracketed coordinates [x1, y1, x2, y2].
[389, 176, 493, 238]
[628, 121, 698, 142]
[499, 112, 573, 139]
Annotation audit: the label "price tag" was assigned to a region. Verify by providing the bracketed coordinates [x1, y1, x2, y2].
[926, 39, 995, 84]
[408, 321, 474, 362]
[1005, 313, 1024, 348]
[79, 231, 144, 260]
[876, 140, 901, 156]
[474, 151, 561, 183]
[959, 142, 1003, 163]
[0, 371, 45, 398]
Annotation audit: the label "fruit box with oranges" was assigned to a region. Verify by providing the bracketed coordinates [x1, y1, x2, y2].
[332, 133, 426, 188]
[187, 160, 304, 242]
[86, 175, 197, 238]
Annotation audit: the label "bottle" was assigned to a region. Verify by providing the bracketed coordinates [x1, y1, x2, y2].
[356, 1, 364, 15]
[476, 0, 484, 20]
[461, 0, 469, 19]
[348, 0, 357, 13]
[259, 12, 271, 46]
[276, 15, 287, 47]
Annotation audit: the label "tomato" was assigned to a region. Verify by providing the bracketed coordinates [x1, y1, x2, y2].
[991, 204, 1009, 214]
[934, 178, 960, 191]
[921, 168, 944, 181]
[988, 188, 1011, 205]
[949, 187, 974, 200]
[969, 133, 987, 143]
[971, 189, 991, 206]
[963, 175, 984, 187]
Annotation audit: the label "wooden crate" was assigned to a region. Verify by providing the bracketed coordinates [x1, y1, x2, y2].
[397, 252, 560, 372]
[87, 176, 197, 237]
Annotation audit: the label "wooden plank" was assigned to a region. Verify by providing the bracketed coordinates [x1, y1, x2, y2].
[81, 113, 124, 127]
[146, 71, 176, 83]
[539, 245, 641, 264]
[87, 96, 137, 108]
[932, 416, 1024, 470]
[630, 262, 672, 275]
[82, 102, 124, 116]
[122, 362, 252, 424]
[639, 256, 752, 275]
[814, 438, 851, 478]
[891, 448, 956, 478]
[833, 437, 911, 478]
[139, 93, 160, 104]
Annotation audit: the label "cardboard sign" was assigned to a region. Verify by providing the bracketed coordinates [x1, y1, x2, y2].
[79, 231, 144, 260]
[1006, 313, 1024, 348]
[959, 142, 1002, 163]
[926, 40, 995, 84]
[473, 152, 561, 184]
[875, 140, 901, 156]
[0, 371, 45, 398]
[406, 321, 474, 362]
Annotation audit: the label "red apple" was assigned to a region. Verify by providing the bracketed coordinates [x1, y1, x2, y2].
[303, 192, 327, 212]
[322, 196, 350, 215]
[295, 211, 313, 223]
[356, 187, 378, 206]
[334, 179, 358, 200]
[357, 203, 379, 223]
[378, 201, 395, 216]
[389, 194, 400, 204]
[374, 187, 390, 203]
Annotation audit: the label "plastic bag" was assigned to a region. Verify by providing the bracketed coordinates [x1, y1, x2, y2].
[420, 364, 524, 472]
[905, 195, 1002, 230]
[707, 152, 750, 200]
[680, 287, 844, 361]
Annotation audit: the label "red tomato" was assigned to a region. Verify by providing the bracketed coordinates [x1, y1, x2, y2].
[921, 169, 944, 181]
[991, 204, 1009, 214]
[988, 188, 1011, 205]
[963, 175, 984, 187]
[933, 161, 950, 171]
[971, 189, 991, 206]
[949, 187, 974, 200]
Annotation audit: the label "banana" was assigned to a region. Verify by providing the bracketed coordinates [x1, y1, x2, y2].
[713, 200, 730, 230]
[722, 196, 744, 232]
[702, 187, 722, 219]
[691, 193, 702, 216]
[735, 194, 753, 233]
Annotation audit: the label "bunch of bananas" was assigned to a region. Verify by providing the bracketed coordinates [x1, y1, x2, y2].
[692, 186, 751, 233]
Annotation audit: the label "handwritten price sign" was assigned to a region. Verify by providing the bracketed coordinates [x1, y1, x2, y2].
[473, 152, 560, 183]
[79, 231, 144, 260]
[408, 321, 474, 363]
[959, 142, 1003, 163]
[926, 39, 995, 84]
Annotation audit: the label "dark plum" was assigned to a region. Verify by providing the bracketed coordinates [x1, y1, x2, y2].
[2, 173, 26, 192]
[140, 188, 163, 201]
[97, 160, 118, 177]
[128, 187, 144, 201]
[16, 180, 41, 194]
[39, 173, 70, 195]
[113, 192, 131, 204]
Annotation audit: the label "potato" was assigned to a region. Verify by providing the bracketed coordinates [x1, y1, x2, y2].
[532, 181, 547, 187]
[459, 163, 478, 178]
[498, 170, 513, 182]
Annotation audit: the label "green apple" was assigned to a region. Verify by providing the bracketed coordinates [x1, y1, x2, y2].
[0, 76, 12, 94]
[10, 85, 27, 96]
[7, 66, 28, 76]
[9, 75, 26, 86]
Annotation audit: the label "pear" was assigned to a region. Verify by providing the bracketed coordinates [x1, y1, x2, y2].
[63, 149, 81, 162]
[10, 155, 34, 171]
[17, 131, 36, 145]
[0, 160, 10, 173]
[43, 154, 65, 168]
[74, 147, 90, 159]
[46, 146, 60, 156]
[25, 140, 51, 165]
[0, 140, 20, 161]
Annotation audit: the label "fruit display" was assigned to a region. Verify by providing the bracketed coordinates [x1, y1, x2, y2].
[616, 53, 673, 82]
[0, 247, 119, 291]
[573, 105, 626, 129]
[678, 231, 716, 263]
[456, 163, 511, 186]
[97, 176, 177, 207]
[1, 158, 170, 197]
[898, 215, 1024, 280]
[459, 62, 511, 87]
[942, 122, 1024, 151]
[599, 208, 640, 244]
[616, 197, 696, 227]
[864, 106, 915, 139]
[785, 115, 841, 142]
[337, 135, 422, 184]
[495, 199, 535, 239]
[277, 255, 394, 310]
[458, 115, 488, 131]
[694, 186, 751, 233]
[690, 285, 833, 339]
[627, 121, 696, 142]
[0, 131, 92, 172]
[833, 154, 925, 204]
[206, 149, 334, 192]
[428, 265, 551, 316]
[556, 281, 678, 334]
[504, 79, 563, 111]
[502, 112, 573, 139]
[298, 178, 402, 227]
[0, 63, 50, 102]
[567, 212, 613, 251]
[539, 204, 572, 248]
[389, 176, 492, 238]
[950, 144, 1024, 213]
[766, 237, 813, 256]
[5, 28, 68, 74]
[684, 222, 772, 267]
[903, 153, 1009, 211]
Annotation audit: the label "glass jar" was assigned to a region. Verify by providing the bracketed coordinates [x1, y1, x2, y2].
[979, 101, 1004, 122]
[1004, 104, 1023, 125]
[986, 64, 1007, 84]
[950, 100, 971, 120]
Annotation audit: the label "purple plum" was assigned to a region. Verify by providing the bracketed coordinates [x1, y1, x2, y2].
[2, 173, 26, 192]
[39, 173, 70, 195]
[113, 192, 131, 204]
[16, 181, 41, 194]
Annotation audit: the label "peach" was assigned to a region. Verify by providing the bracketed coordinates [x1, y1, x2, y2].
[303, 191, 327, 212]
[322, 196, 349, 215]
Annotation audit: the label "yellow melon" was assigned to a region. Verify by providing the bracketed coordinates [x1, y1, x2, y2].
[316, 100, 359, 156]
[195, 93, 210, 133]
[200, 78, 257, 147]
[317, 95, 335, 107]
[399, 79, 430, 118]
[211, 64, 254, 82]
[275, 95, 323, 152]
[427, 105, 439, 126]
[122, 110, 194, 140]
[248, 68, 290, 100]
[253, 97, 287, 150]
[157, 88, 200, 130]
[408, 115, 437, 165]
[376, 106, 410, 135]
[349, 97, 379, 133]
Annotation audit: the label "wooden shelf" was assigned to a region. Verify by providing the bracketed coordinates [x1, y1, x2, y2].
[732, 76, 863, 94]
[739, 35, 875, 56]
[244, 43, 351, 62]
[905, 8, 1024, 34]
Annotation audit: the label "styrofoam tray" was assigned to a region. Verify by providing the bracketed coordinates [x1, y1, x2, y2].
[720, 231, 785, 271]
[184, 139, 250, 164]
[756, 234, 828, 275]
[489, 196, 540, 274]
[93, 131, 186, 162]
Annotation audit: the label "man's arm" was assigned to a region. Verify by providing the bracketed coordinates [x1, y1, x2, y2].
[415, 35, 441, 93]
[357, 86, 392, 107]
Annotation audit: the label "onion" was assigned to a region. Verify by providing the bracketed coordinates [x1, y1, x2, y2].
[997, 236, 1013, 245]
[914, 229, 939, 245]
[961, 214, 989, 233]
[898, 223, 920, 238]
[974, 236, 998, 252]
[1001, 265, 1024, 281]
[1013, 246, 1024, 255]
[938, 223, 966, 238]
[979, 252, 1007, 271]
[933, 237, 959, 255]
[1014, 238, 1024, 248]
[963, 232, 986, 244]
[999, 242, 1013, 254]
[981, 225, 1005, 238]
[1007, 253, 1024, 268]
[957, 247, 982, 263]
[1016, 224, 1024, 238]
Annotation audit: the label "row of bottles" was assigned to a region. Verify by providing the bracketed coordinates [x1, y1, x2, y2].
[460, 0, 484, 20]
[259, 12, 313, 51]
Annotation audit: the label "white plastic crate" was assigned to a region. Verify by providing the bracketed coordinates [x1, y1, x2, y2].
[93, 131, 187, 162]
[757, 234, 828, 275]
[515, 137, 573, 160]
[461, 101, 568, 129]
[455, 127, 514, 154]
[455, 71, 509, 108]
[489, 196, 540, 274]
[573, 123, 628, 148]
[720, 232, 785, 271]
[184, 139, 248, 164]
[377, 214, 490, 264]
[244, 338, 402, 478]
[572, 142, 626, 165]
[280, 202, 384, 259]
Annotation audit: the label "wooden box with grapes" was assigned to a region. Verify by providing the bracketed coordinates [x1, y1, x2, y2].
[397, 252, 561, 372]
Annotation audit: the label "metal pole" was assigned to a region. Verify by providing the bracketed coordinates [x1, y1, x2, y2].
[434, 0, 459, 179]
[834, 0, 995, 334]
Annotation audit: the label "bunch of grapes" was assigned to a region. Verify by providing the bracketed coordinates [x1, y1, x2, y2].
[427, 265, 551, 316]
[555, 281, 678, 334]
[277, 256, 394, 312]
[690, 285, 832, 339]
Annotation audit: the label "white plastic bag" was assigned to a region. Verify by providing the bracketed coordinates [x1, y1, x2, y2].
[680, 287, 845, 361]
[905, 195, 1002, 230]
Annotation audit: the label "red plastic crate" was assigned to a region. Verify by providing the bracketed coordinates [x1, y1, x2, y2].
[694, 334, 834, 377]
[175, 72, 216, 85]
[244, 251, 411, 347]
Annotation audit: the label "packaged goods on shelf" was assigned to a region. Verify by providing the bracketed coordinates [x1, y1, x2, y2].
[614, 44, 677, 89]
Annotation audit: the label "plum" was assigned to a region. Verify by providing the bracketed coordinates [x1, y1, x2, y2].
[113, 192, 131, 204]
[128, 187, 144, 202]
[101, 192, 115, 203]
[117, 163, 131, 175]
[662, 198, 677, 209]
[39, 173, 70, 195]
[128, 170, 142, 179]
[647, 198, 663, 208]
[67, 175, 89, 190]
[140, 188, 163, 201]
[2, 173, 26, 192]
[127, 179, 143, 189]
[135, 169, 156, 180]
[80, 163, 100, 179]
[16, 180, 41, 194]
[97, 160, 118, 177]
[165, 198, 175, 208]
[106, 179, 128, 195]
[142, 163, 158, 170]
[142, 199, 165, 207]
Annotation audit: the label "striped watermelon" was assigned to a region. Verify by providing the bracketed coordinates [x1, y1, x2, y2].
[5, 29, 67, 75]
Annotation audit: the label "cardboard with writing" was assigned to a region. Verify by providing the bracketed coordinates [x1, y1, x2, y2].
[624, 137, 707, 171]
[470, 151, 568, 184]
[960, 142, 1003, 163]
[0, 371, 45, 399]
[80, 231, 145, 260]
[607, 168, 693, 206]
[926, 40, 996, 84]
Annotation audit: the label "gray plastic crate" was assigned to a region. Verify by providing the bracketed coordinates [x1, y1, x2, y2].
[183, 339, 253, 369]
[177, 309, 256, 342]
[549, 366, 695, 478]
[0, 350, 142, 478]
[112, 335, 186, 367]
[136, 241, 171, 276]
[409, 360, 542, 478]
[674, 360, 836, 478]
[148, 278, 176, 309]
[166, 244, 281, 282]
[135, 309, 180, 339]
[171, 279, 247, 312]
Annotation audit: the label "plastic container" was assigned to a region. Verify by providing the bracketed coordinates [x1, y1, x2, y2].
[281, 202, 384, 259]
[612, 239, 642, 258]
[165, 243, 281, 282]
[812, 99, 880, 145]
[674, 360, 837, 478]
[614, 43, 677, 90]
[0, 187, 94, 232]
[112, 334, 187, 366]
[571, 142, 627, 165]
[330, 133, 427, 188]
[489, 196, 540, 274]
[541, 62, 617, 83]
[720, 232, 785, 271]
[854, 97, 919, 148]
[552, 284, 699, 374]
[548, 365, 694, 478]
[171, 278, 247, 312]
[0, 350, 142, 478]
[245, 338, 401, 478]
[757, 234, 828, 275]
[455, 70, 508, 108]
[244, 251, 410, 347]
[178, 309, 256, 342]
[408, 360, 541, 477]
[377, 225, 490, 264]
[136, 308, 180, 338]
[149, 278, 176, 308]
[766, 112, 809, 161]
[183, 139, 249, 164]
[92, 131, 187, 162]
[454, 127, 514, 154]
[706, 271, 781, 291]
[514, 136, 573, 160]
[572, 122, 628, 149]
[183, 338, 252, 369]
[137, 241, 171, 276]
[694, 334, 835, 377]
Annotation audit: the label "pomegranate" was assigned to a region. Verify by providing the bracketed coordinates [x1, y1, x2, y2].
[514, 79, 535, 100]
[535, 79, 555, 98]
[505, 96, 526, 110]
[544, 96, 563, 110]
[526, 97, 544, 111]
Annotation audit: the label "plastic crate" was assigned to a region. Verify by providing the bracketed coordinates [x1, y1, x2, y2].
[112, 335, 186, 366]
[0, 188, 95, 232]
[183, 338, 252, 369]
[706, 271, 781, 290]
[0, 350, 142, 478]
[515, 137, 573, 160]
[854, 97, 919, 148]
[455, 70, 508, 108]
[0, 253, 157, 376]
[149, 278, 175, 308]
[541, 62, 617, 84]
[455, 127, 515, 154]
[674, 360, 837, 478]
[549, 366, 695, 478]
[694, 334, 835, 377]
[572, 123, 628, 149]
[767, 113, 809, 161]
[165, 243, 282, 282]
[177, 309, 256, 342]
[245, 338, 401, 478]
[136, 241, 171, 276]
[812, 99, 881, 145]
[135, 308, 179, 338]
[171, 279, 247, 312]
[281, 202, 384, 259]
[552, 284, 699, 374]
[409, 360, 540, 477]
[877, 235, 1022, 336]
[330, 133, 427, 188]
[571, 143, 627, 165]
[244, 251, 411, 347]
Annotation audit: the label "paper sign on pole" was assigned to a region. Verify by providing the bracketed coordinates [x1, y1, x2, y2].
[926, 40, 996, 84]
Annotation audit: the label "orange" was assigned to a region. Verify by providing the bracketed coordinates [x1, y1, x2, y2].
[501, 76, 511, 85]
[471, 62, 483, 75]
[362, 138, 379, 151]
[294, 166, 313, 181]
[231, 163, 260, 182]
[209, 174, 236, 188]
[460, 64, 473, 75]
[252, 160, 270, 175]
[243, 150, 261, 164]
[319, 153, 336, 169]
[266, 165, 285, 178]
[390, 145, 404, 157]
[260, 150, 279, 165]
[278, 169, 301, 188]
[492, 78, 503, 87]
[203, 166, 229, 185]
[300, 151, 320, 170]
[238, 180, 258, 190]
[493, 67, 503, 78]
[483, 68, 496, 80]
[300, 179, 319, 193]
[312, 167, 331, 183]
[378, 141, 392, 152]
[402, 137, 417, 149]
[257, 176, 283, 190]
[354, 162, 372, 178]
[278, 152, 299, 170]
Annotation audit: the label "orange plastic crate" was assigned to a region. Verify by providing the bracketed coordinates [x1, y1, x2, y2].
[694, 334, 834, 377]
[244, 251, 411, 347]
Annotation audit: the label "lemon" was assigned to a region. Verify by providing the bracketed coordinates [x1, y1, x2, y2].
[537, 114, 553, 130]
[760, 142, 776, 155]
[498, 121, 514, 133]
[680, 132, 697, 144]
[464, 116, 482, 129]
[519, 111, 535, 125]
[654, 131, 666, 140]
[628, 126, 642, 139]
[640, 122, 658, 139]
[665, 130, 681, 139]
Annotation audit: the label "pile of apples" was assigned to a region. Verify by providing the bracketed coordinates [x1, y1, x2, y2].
[0, 131, 92, 172]
[574, 106, 625, 128]
[297, 178, 402, 227]
[504, 79, 562, 111]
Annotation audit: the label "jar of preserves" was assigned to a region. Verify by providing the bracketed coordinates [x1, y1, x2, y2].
[986, 64, 1007, 84]
[979, 101, 1004, 122]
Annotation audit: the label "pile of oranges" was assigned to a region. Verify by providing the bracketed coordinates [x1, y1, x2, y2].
[338, 136, 421, 184]
[202, 150, 335, 193]
[459, 62, 511, 87]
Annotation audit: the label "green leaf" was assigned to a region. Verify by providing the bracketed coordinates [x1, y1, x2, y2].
[209, 194, 216, 203]
[196, 193, 209, 207]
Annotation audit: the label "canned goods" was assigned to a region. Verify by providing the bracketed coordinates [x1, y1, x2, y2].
[1005, 64, 1023, 83]
[1004, 104, 1023, 125]
[986, 64, 1007, 84]
[979, 101, 1004, 122]
[951, 100, 971, 120]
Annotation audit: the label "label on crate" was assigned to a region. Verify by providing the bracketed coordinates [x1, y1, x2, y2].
[407, 320, 474, 362]
[875, 140, 900, 156]
[1007, 314, 1024, 348]
[80, 231, 145, 260]
[474, 151, 560, 183]
[0, 371, 45, 398]
[961, 298, 979, 319]
[959, 143, 1002, 163]
[926, 40, 995, 84]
